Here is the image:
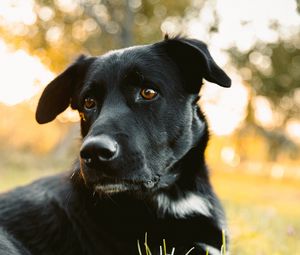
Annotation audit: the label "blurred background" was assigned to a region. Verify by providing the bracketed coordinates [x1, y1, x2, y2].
[0, 0, 299, 254]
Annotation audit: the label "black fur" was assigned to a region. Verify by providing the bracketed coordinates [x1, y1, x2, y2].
[0, 37, 231, 255]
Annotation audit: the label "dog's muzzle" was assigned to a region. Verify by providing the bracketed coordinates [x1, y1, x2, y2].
[79, 134, 160, 194]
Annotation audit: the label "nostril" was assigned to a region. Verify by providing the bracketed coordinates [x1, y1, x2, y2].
[83, 157, 92, 165]
[80, 135, 119, 165]
[96, 136, 118, 161]
[98, 147, 117, 161]
[80, 150, 89, 160]
[80, 148, 93, 166]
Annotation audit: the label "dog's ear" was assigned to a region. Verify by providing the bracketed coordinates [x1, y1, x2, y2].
[160, 37, 231, 93]
[36, 55, 96, 124]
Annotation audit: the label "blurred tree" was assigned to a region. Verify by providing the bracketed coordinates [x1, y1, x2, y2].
[229, 34, 300, 160]
[0, 0, 204, 72]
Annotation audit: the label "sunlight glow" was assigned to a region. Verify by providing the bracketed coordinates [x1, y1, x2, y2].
[201, 71, 249, 136]
[0, 0, 36, 25]
[216, 0, 300, 50]
[271, 164, 285, 179]
[188, 0, 300, 52]
[286, 120, 300, 142]
[0, 40, 54, 106]
[55, 0, 79, 13]
[253, 96, 274, 129]
[221, 146, 240, 167]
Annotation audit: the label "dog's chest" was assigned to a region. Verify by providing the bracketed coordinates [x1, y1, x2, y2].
[69, 197, 214, 255]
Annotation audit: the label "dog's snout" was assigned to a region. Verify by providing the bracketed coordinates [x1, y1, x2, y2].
[80, 135, 119, 165]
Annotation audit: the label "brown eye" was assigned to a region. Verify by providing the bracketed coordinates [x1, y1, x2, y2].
[140, 88, 158, 100]
[84, 98, 96, 110]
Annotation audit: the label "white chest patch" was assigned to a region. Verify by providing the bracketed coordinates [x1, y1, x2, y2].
[155, 192, 212, 218]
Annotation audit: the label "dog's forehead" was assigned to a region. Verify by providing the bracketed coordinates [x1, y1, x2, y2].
[86, 43, 171, 82]
[101, 44, 149, 59]
[94, 44, 152, 68]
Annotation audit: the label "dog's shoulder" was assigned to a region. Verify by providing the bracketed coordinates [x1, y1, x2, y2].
[0, 172, 77, 226]
[0, 172, 72, 209]
[0, 227, 31, 255]
[0, 172, 83, 254]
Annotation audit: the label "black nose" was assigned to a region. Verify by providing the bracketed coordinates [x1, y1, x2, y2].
[80, 135, 119, 165]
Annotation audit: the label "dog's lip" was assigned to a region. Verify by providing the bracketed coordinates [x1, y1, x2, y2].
[94, 183, 133, 194]
[100, 176, 158, 187]
[94, 176, 159, 194]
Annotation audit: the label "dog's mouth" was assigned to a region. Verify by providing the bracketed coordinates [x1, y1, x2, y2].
[94, 176, 159, 195]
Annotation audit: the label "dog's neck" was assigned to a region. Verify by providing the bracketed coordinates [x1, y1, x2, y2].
[152, 141, 214, 217]
[151, 105, 215, 219]
[157, 104, 210, 187]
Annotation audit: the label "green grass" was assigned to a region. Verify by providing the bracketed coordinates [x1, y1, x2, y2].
[212, 171, 300, 255]
[136, 231, 228, 254]
[0, 149, 71, 192]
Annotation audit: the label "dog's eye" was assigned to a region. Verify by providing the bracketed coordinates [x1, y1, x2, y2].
[84, 98, 96, 110]
[140, 88, 158, 100]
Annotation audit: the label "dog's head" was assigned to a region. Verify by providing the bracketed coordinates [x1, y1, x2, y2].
[36, 37, 231, 195]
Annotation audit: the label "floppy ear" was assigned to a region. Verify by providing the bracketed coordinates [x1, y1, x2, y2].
[160, 36, 231, 93]
[36, 55, 96, 124]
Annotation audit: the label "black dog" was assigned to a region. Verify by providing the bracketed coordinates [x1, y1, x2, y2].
[0, 36, 231, 255]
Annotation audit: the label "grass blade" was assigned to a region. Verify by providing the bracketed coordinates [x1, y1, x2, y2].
[185, 247, 195, 255]
[163, 239, 167, 255]
[221, 229, 227, 255]
[171, 247, 175, 255]
[137, 240, 142, 255]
